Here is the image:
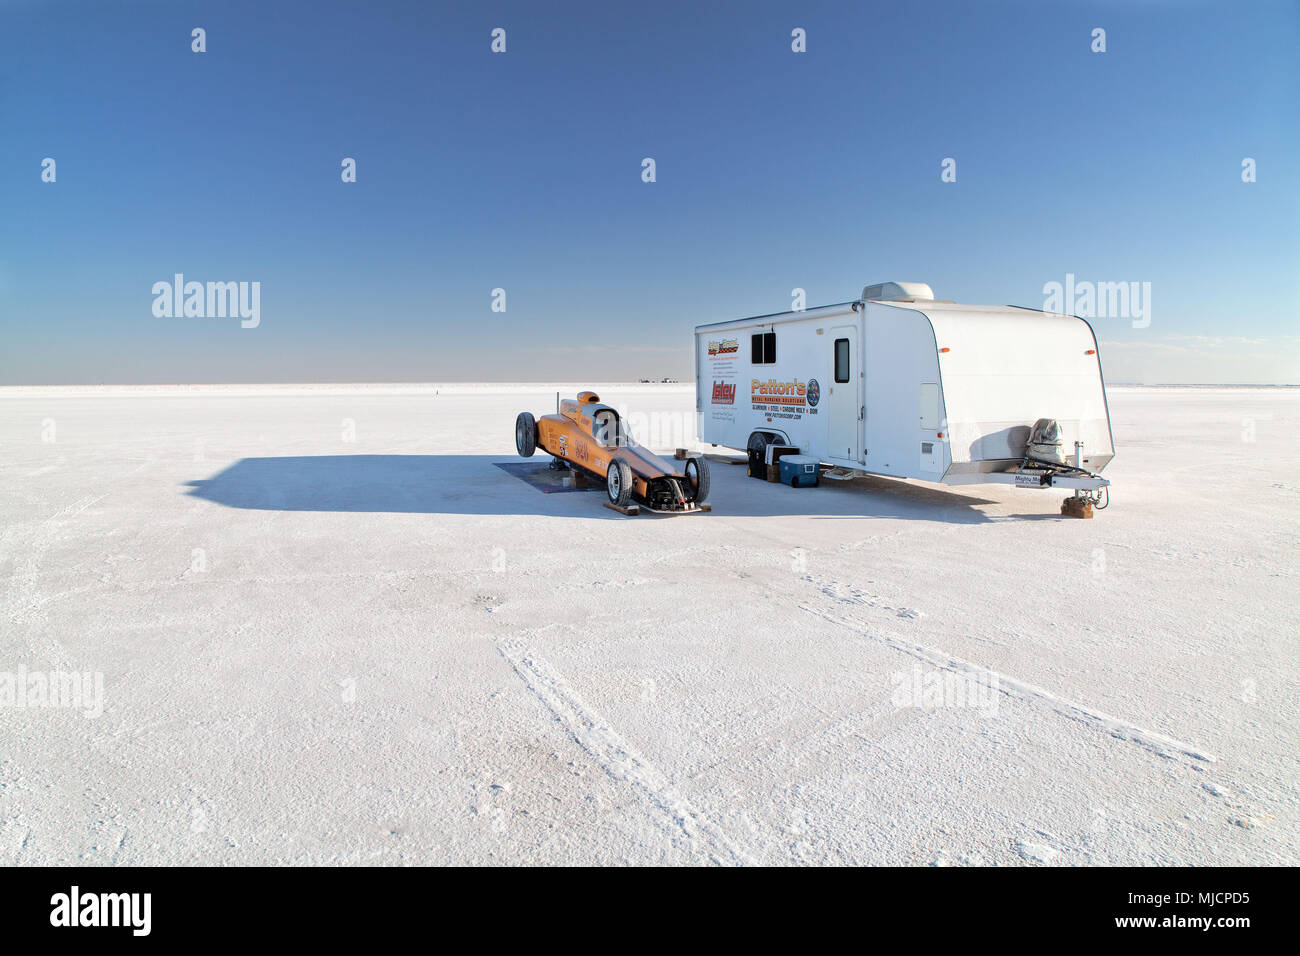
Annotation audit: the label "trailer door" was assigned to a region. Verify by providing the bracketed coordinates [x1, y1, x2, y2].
[826, 325, 860, 462]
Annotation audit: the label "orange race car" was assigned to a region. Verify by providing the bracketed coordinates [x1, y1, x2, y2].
[514, 391, 710, 513]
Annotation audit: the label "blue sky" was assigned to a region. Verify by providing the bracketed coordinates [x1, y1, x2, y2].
[2, 0, 1296, 384]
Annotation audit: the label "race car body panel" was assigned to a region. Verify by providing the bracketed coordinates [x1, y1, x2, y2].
[517, 391, 709, 511]
[538, 398, 673, 491]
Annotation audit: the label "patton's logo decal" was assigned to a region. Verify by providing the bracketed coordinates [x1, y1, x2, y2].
[707, 338, 738, 358]
[751, 378, 807, 406]
[806, 378, 821, 407]
[711, 381, 735, 404]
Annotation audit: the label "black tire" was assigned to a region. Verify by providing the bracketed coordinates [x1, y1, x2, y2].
[515, 412, 537, 457]
[606, 457, 633, 507]
[683, 456, 710, 504]
[747, 431, 774, 479]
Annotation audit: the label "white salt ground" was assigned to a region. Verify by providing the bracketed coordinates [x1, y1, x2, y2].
[1, 384, 1295, 865]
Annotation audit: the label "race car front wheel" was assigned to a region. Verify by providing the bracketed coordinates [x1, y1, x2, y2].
[515, 412, 537, 457]
[684, 456, 710, 504]
[606, 458, 633, 508]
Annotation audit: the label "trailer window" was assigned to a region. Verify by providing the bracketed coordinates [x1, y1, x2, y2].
[834, 338, 850, 383]
[751, 332, 776, 365]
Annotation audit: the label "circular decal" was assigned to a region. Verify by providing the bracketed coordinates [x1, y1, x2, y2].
[806, 378, 821, 407]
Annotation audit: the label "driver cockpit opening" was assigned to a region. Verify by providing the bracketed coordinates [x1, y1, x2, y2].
[590, 408, 630, 447]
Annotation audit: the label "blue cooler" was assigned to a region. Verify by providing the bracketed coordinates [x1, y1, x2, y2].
[779, 455, 820, 487]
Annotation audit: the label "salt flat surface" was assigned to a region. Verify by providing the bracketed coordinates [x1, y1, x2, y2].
[1, 384, 1296, 865]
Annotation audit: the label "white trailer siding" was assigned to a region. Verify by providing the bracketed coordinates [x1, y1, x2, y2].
[862, 303, 946, 479]
[694, 287, 1114, 487]
[695, 303, 857, 457]
[916, 302, 1114, 474]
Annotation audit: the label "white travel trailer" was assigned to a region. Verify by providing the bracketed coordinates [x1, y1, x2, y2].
[694, 282, 1113, 511]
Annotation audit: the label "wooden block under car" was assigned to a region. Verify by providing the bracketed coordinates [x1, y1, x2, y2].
[603, 502, 641, 516]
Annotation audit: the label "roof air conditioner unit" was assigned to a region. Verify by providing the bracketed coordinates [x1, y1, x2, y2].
[862, 281, 934, 302]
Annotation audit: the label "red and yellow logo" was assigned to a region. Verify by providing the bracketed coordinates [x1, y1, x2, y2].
[751, 378, 807, 406]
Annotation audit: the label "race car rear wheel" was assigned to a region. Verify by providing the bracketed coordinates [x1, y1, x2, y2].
[515, 412, 537, 457]
[606, 457, 633, 508]
[683, 456, 710, 504]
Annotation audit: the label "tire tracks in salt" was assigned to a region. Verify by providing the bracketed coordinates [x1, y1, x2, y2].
[497, 634, 751, 866]
[799, 603, 1216, 766]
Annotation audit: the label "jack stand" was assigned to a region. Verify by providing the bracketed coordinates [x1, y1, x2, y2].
[1061, 441, 1095, 518]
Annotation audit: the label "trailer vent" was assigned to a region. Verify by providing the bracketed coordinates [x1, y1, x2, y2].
[862, 281, 934, 302]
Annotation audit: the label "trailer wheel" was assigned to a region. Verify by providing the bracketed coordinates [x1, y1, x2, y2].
[606, 457, 633, 508]
[747, 431, 776, 457]
[683, 456, 710, 504]
[747, 431, 776, 479]
[515, 412, 537, 457]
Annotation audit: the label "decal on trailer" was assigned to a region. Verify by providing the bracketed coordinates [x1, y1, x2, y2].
[806, 378, 821, 407]
[707, 338, 740, 424]
[751, 377, 819, 422]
